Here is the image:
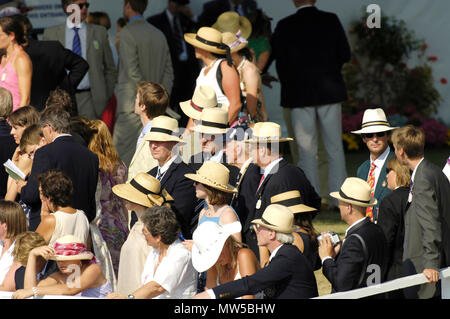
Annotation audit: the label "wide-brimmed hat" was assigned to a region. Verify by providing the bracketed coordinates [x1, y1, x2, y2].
[252, 204, 296, 234]
[222, 31, 248, 53]
[49, 235, 94, 261]
[179, 86, 228, 121]
[192, 107, 229, 135]
[330, 177, 377, 208]
[191, 221, 242, 272]
[185, 161, 237, 193]
[224, 124, 253, 142]
[351, 108, 398, 134]
[245, 122, 293, 144]
[112, 173, 174, 208]
[212, 11, 252, 39]
[270, 190, 318, 214]
[143, 115, 184, 144]
[184, 27, 228, 55]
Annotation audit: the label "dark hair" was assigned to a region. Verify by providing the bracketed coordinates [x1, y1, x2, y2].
[203, 184, 230, 206]
[45, 88, 74, 115]
[141, 206, 180, 245]
[137, 81, 169, 119]
[294, 212, 319, 251]
[124, 0, 148, 14]
[8, 105, 40, 128]
[248, 9, 272, 39]
[70, 116, 97, 146]
[40, 106, 71, 134]
[0, 16, 27, 46]
[237, 47, 254, 62]
[117, 17, 127, 28]
[37, 169, 74, 208]
[87, 12, 111, 30]
[11, 14, 33, 38]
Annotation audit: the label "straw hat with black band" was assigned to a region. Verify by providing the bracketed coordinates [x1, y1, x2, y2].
[212, 11, 252, 40]
[143, 115, 185, 144]
[330, 177, 377, 208]
[179, 86, 228, 121]
[251, 204, 297, 234]
[244, 122, 293, 144]
[185, 161, 237, 193]
[184, 27, 233, 66]
[270, 190, 318, 214]
[112, 173, 174, 208]
[351, 108, 398, 135]
[192, 107, 229, 135]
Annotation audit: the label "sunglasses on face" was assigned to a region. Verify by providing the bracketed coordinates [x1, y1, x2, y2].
[362, 132, 387, 139]
[77, 2, 90, 9]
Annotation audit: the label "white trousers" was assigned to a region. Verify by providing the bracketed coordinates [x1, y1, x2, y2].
[290, 104, 347, 204]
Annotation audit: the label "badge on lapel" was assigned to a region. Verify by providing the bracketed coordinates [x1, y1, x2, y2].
[256, 199, 261, 210]
[93, 40, 100, 50]
[382, 180, 387, 188]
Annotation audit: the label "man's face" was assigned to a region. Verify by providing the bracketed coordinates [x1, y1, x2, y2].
[66, 0, 89, 23]
[224, 140, 237, 163]
[200, 133, 217, 154]
[254, 224, 272, 247]
[149, 140, 175, 162]
[362, 131, 390, 158]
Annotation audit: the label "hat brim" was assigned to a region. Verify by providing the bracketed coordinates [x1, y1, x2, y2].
[251, 219, 297, 234]
[192, 124, 228, 135]
[244, 137, 294, 144]
[143, 131, 185, 144]
[289, 204, 318, 214]
[185, 173, 237, 193]
[179, 101, 229, 121]
[352, 126, 398, 135]
[212, 17, 252, 39]
[148, 189, 174, 207]
[112, 184, 152, 208]
[329, 191, 378, 207]
[49, 252, 94, 261]
[229, 42, 247, 53]
[184, 33, 227, 54]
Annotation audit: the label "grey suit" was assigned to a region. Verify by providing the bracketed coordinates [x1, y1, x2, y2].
[43, 23, 117, 119]
[403, 159, 450, 299]
[113, 17, 174, 166]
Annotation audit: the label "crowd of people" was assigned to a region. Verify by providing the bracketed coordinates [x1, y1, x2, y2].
[0, 0, 448, 300]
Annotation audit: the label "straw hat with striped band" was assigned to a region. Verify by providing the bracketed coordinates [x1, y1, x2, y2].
[222, 31, 248, 53]
[185, 161, 237, 193]
[112, 173, 174, 208]
[244, 122, 293, 144]
[351, 108, 398, 134]
[179, 86, 228, 121]
[143, 115, 184, 144]
[251, 204, 297, 234]
[192, 107, 229, 135]
[184, 27, 228, 55]
[270, 190, 318, 214]
[212, 11, 252, 39]
[49, 235, 94, 261]
[330, 177, 377, 208]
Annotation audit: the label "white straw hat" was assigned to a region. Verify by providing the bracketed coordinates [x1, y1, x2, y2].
[270, 190, 318, 214]
[251, 204, 297, 234]
[351, 108, 398, 134]
[49, 235, 94, 261]
[245, 122, 293, 143]
[184, 27, 228, 54]
[143, 115, 185, 144]
[179, 86, 228, 121]
[185, 160, 237, 193]
[330, 177, 377, 207]
[192, 107, 229, 135]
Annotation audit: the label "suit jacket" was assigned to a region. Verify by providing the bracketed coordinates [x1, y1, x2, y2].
[25, 38, 89, 111]
[322, 217, 388, 293]
[127, 140, 158, 183]
[188, 152, 240, 187]
[43, 23, 117, 116]
[148, 158, 196, 239]
[231, 163, 260, 223]
[212, 244, 318, 299]
[197, 0, 258, 27]
[269, 6, 350, 108]
[402, 159, 450, 299]
[357, 150, 395, 222]
[0, 120, 17, 198]
[20, 136, 99, 231]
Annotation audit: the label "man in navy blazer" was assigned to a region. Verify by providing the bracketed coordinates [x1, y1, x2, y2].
[193, 204, 318, 299]
[197, 0, 257, 28]
[19, 106, 99, 231]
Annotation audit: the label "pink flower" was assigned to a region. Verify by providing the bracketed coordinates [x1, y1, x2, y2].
[441, 78, 448, 84]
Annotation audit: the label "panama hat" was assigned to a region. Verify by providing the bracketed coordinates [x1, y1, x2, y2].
[49, 235, 94, 261]
[270, 190, 318, 214]
[185, 160, 237, 193]
[245, 122, 293, 143]
[143, 115, 184, 144]
[191, 221, 242, 272]
[212, 11, 252, 39]
[184, 27, 228, 54]
[252, 204, 297, 234]
[330, 177, 377, 208]
[192, 107, 229, 135]
[179, 86, 228, 121]
[222, 31, 248, 53]
[351, 108, 398, 134]
[112, 173, 174, 208]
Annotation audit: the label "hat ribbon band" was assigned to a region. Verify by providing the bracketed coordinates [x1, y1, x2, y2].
[130, 179, 161, 197]
[361, 120, 390, 128]
[195, 35, 233, 66]
[150, 127, 175, 136]
[261, 217, 276, 227]
[190, 100, 204, 112]
[273, 197, 302, 207]
[53, 242, 89, 256]
[201, 120, 228, 129]
[339, 189, 370, 204]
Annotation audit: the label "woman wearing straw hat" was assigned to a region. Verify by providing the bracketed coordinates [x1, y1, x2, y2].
[12, 235, 111, 299]
[184, 27, 242, 126]
[112, 172, 174, 295]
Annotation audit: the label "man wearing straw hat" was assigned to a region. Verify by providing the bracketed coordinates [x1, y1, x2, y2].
[193, 204, 318, 299]
[352, 108, 397, 223]
[144, 115, 197, 239]
[197, 0, 257, 28]
[319, 177, 387, 293]
[243, 121, 321, 264]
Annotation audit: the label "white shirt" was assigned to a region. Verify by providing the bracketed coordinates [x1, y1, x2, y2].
[262, 157, 284, 178]
[269, 243, 283, 262]
[443, 156, 450, 182]
[368, 146, 391, 189]
[141, 240, 197, 299]
[410, 157, 425, 184]
[65, 20, 90, 90]
[0, 240, 15, 285]
[156, 155, 179, 180]
[165, 9, 188, 62]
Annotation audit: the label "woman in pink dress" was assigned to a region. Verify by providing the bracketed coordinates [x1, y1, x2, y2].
[0, 16, 32, 111]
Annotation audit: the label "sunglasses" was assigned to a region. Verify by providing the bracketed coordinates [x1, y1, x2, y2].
[362, 132, 387, 139]
[77, 2, 90, 9]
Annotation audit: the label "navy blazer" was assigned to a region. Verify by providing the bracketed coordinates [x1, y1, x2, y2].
[212, 244, 318, 299]
[0, 120, 17, 198]
[20, 135, 99, 230]
[197, 0, 257, 27]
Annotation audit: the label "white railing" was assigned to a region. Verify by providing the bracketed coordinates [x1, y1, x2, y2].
[314, 267, 450, 299]
[0, 291, 95, 299]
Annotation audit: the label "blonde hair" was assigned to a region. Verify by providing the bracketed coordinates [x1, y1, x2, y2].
[0, 200, 27, 239]
[387, 157, 411, 188]
[216, 236, 244, 277]
[88, 120, 120, 173]
[13, 231, 46, 266]
[391, 125, 425, 159]
[0, 87, 13, 119]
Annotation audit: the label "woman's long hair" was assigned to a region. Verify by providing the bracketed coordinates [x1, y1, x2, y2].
[88, 120, 120, 173]
[294, 212, 320, 250]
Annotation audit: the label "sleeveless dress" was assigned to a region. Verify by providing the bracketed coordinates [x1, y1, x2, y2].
[0, 47, 21, 111]
[198, 205, 240, 226]
[195, 58, 230, 108]
[48, 210, 90, 246]
[296, 227, 321, 271]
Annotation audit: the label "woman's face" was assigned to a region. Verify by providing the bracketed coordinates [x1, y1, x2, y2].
[386, 168, 397, 191]
[194, 47, 210, 61]
[57, 260, 82, 275]
[194, 182, 207, 200]
[142, 226, 160, 249]
[0, 26, 12, 50]
[10, 125, 26, 144]
[0, 222, 7, 240]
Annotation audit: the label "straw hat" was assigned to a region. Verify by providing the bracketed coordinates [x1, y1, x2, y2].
[191, 221, 242, 272]
[252, 204, 297, 234]
[351, 108, 398, 134]
[212, 11, 252, 39]
[270, 190, 318, 214]
[184, 27, 228, 54]
[185, 161, 237, 193]
[143, 115, 184, 144]
[222, 31, 248, 53]
[112, 173, 174, 208]
[192, 107, 229, 135]
[179, 86, 228, 121]
[49, 235, 94, 261]
[245, 122, 293, 143]
[330, 177, 377, 208]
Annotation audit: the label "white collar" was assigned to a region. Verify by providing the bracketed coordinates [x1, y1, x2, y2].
[345, 217, 367, 237]
[262, 157, 283, 177]
[269, 243, 283, 262]
[66, 19, 86, 30]
[370, 145, 390, 167]
[411, 157, 425, 183]
[158, 155, 178, 175]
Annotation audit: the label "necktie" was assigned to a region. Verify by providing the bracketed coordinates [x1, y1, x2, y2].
[156, 168, 163, 181]
[408, 178, 414, 203]
[172, 16, 183, 56]
[256, 174, 265, 195]
[365, 163, 376, 222]
[72, 27, 81, 56]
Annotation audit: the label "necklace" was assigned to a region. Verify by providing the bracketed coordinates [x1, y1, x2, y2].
[206, 58, 218, 69]
[237, 57, 246, 71]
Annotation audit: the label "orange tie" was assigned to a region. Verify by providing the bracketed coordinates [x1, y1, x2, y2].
[366, 162, 376, 222]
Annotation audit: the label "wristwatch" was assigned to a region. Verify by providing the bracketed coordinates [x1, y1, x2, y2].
[127, 294, 135, 299]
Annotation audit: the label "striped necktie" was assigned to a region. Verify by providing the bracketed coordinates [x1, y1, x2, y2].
[365, 162, 376, 222]
[72, 27, 82, 56]
[156, 168, 163, 181]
